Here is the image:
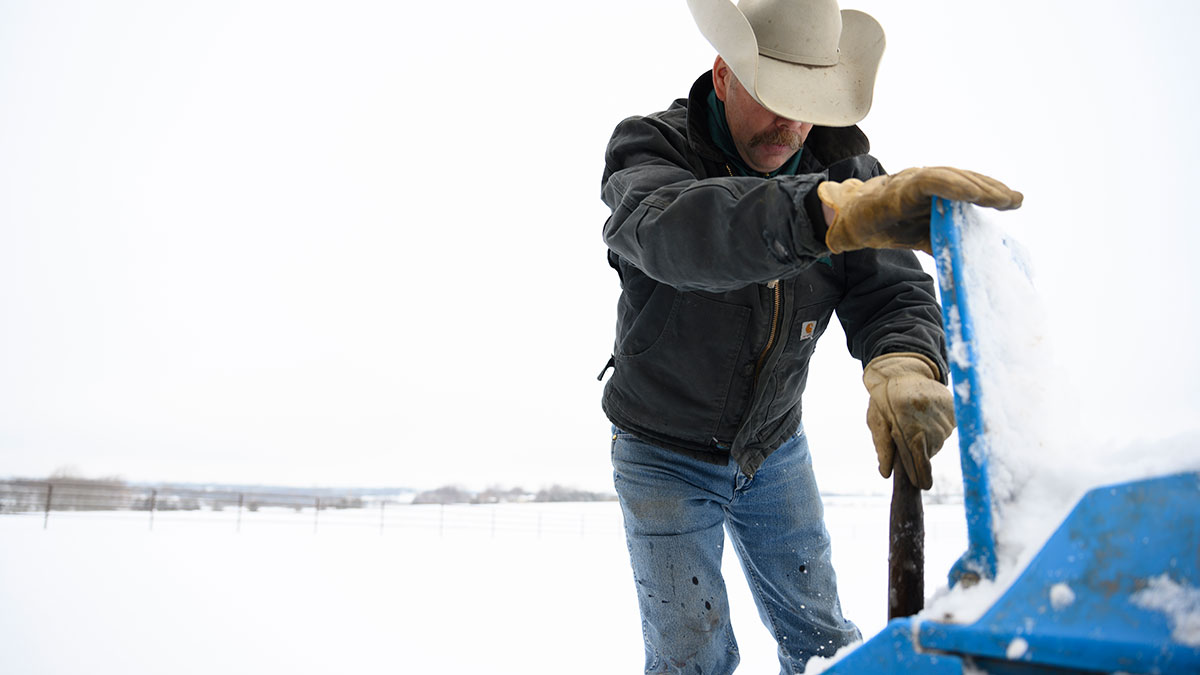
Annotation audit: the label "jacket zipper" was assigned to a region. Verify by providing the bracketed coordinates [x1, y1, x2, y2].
[719, 163, 783, 451]
[755, 279, 782, 377]
[722, 279, 781, 451]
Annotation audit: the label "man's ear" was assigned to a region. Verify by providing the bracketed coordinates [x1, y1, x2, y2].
[712, 55, 729, 102]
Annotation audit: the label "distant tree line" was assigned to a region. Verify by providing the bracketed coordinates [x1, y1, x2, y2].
[0, 467, 135, 512]
[0, 467, 372, 514]
[411, 484, 617, 505]
[2, 468, 618, 512]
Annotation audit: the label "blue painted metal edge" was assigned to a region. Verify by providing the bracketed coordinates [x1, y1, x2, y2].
[917, 471, 1200, 674]
[930, 197, 997, 584]
[819, 620, 963, 675]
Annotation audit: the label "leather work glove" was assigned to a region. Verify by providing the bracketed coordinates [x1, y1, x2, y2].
[817, 167, 1023, 255]
[862, 352, 956, 490]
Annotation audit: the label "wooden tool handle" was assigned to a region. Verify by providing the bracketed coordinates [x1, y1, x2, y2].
[888, 461, 925, 620]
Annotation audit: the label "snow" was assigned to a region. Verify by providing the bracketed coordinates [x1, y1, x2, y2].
[1005, 636, 1029, 660]
[920, 205, 1200, 627]
[799, 642, 861, 675]
[944, 305, 970, 370]
[0, 498, 967, 674]
[954, 380, 971, 405]
[1131, 575, 1200, 647]
[1049, 582, 1076, 611]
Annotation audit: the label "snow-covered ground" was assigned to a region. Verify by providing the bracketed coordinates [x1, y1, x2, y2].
[1, 497, 967, 674]
[4, 187, 1196, 675]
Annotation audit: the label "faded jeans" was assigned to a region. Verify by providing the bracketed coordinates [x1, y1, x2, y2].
[611, 425, 860, 674]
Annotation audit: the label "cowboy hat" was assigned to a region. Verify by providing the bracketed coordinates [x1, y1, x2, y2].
[687, 0, 885, 126]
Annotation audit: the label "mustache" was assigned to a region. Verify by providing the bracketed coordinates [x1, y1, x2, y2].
[750, 128, 804, 150]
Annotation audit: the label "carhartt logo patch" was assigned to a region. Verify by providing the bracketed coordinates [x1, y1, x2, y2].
[800, 321, 817, 340]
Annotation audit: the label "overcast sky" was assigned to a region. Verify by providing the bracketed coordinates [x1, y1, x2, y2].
[2, 0, 1197, 493]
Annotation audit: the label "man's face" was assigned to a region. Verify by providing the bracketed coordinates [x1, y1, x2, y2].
[713, 57, 813, 174]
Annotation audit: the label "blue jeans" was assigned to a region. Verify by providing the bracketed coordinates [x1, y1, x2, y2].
[612, 426, 860, 674]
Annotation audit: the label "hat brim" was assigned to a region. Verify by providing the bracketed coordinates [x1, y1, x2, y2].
[687, 0, 885, 126]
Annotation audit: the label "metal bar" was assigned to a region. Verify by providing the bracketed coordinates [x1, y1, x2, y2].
[930, 197, 998, 585]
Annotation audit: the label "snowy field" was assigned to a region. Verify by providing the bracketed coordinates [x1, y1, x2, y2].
[1, 497, 967, 674]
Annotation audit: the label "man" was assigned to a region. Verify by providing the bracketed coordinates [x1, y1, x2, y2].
[598, 1, 1022, 673]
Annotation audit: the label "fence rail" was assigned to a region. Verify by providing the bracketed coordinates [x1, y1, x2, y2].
[0, 479, 624, 537]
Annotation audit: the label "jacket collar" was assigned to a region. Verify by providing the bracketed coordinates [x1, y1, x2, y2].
[705, 88, 805, 177]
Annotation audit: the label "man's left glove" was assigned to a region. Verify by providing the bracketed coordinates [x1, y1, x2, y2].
[863, 352, 956, 490]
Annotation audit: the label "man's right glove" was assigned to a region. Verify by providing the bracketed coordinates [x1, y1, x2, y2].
[817, 166, 1023, 255]
[863, 352, 956, 490]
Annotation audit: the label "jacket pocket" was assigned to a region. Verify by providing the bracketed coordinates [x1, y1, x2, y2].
[617, 284, 679, 358]
[615, 291, 752, 442]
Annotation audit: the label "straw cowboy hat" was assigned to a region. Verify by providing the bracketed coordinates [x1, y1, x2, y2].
[687, 0, 885, 126]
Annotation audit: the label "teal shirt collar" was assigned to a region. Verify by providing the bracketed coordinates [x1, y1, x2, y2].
[705, 89, 803, 178]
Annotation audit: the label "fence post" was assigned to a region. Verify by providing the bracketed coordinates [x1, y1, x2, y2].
[314, 497, 320, 534]
[43, 483, 53, 530]
[379, 501, 385, 536]
[237, 493, 244, 533]
[149, 488, 157, 531]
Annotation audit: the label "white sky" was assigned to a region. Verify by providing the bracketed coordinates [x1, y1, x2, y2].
[2, 0, 1198, 493]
